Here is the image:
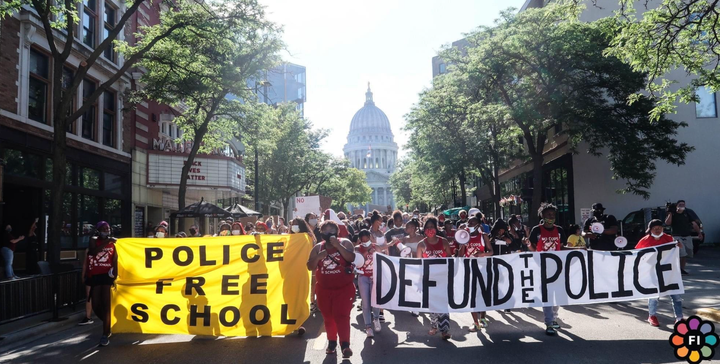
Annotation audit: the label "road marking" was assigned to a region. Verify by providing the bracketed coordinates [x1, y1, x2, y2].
[80, 350, 99, 361]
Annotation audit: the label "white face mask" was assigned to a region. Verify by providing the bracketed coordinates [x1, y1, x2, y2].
[232, 230, 241, 235]
[291, 225, 300, 233]
[361, 241, 372, 248]
[309, 219, 317, 226]
[677, 207, 685, 212]
[468, 226, 477, 233]
[155, 232, 165, 238]
[413, 215, 418, 219]
[651, 233, 663, 239]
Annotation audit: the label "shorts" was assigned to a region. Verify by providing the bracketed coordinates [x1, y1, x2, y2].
[675, 236, 694, 258]
[88, 274, 115, 286]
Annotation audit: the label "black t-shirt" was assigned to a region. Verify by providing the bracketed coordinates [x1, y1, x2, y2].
[583, 214, 618, 251]
[671, 211, 693, 237]
[455, 219, 468, 229]
[384, 227, 406, 257]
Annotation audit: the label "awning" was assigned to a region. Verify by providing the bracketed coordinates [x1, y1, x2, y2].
[225, 203, 263, 218]
[170, 199, 232, 219]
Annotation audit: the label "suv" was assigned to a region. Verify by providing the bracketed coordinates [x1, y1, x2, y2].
[621, 207, 705, 252]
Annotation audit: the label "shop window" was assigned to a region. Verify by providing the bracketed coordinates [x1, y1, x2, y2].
[82, 79, 97, 141]
[80, 167, 100, 189]
[45, 159, 74, 185]
[4, 149, 41, 178]
[60, 192, 74, 249]
[77, 194, 99, 248]
[103, 172, 122, 194]
[103, 4, 116, 61]
[29, 49, 50, 124]
[102, 91, 115, 147]
[105, 198, 122, 234]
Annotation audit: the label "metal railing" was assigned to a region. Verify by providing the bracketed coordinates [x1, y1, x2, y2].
[0, 270, 84, 325]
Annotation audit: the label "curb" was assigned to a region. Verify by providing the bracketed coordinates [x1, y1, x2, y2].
[0, 311, 89, 352]
[695, 308, 720, 322]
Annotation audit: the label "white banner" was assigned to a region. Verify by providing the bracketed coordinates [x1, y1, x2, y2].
[372, 243, 683, 313]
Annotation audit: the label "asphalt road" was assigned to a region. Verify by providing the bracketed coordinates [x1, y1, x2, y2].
[2, 247, 719, 364]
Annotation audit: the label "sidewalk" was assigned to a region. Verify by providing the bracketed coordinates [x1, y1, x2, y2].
[0, 307, 89, 351]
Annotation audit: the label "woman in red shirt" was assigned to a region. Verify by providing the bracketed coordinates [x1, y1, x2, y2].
[416, 217, 453, 340]
[86, 221, 117, 347]
[306, 220, 356, 359]
[458, 216, 493, 331]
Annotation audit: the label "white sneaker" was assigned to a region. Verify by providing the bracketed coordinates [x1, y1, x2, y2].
[366, 327, 374, 338]
[373, 318, 382, 332]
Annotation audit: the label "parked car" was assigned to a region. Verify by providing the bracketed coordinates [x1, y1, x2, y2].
[621, 207, 705, 251]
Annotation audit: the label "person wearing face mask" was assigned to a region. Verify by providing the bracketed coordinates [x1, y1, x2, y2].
[287, 217, 316, 336]
[154, 225, 169, 239]
[306, 220, 357, 359]
[188, 225, 201, 237]
[665, 200, 702, 275]
[305, 213, 322, 244]
[86, 221, 118, 346]
[458, 216, 493, 331]
[2, 224, 24, 279]
[384, 210, 406, 256]
[254, 222, 268, 235]
[416, 217, 453, 340]
[367, 210, 389, 322]
[216, 223, 232, 237]
[231, 222, 246, 236]
[582, 203, 618, 251]
[354, 230, 382, 338]
[455, 210, 469, 229]
[635, 219, 684, 326]
[528, 203, 566, 336]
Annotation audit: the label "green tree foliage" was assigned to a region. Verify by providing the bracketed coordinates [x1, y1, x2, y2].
[599, 0, 720, 119]
[446, 3, 692, 223]
[390, 155, 455, 211]
[132, 0, 283, 215]
[308, 159, 373, 211]
[0, 0, 220, 265]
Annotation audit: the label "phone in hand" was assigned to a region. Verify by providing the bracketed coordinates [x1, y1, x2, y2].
[35, 218, 39, 223]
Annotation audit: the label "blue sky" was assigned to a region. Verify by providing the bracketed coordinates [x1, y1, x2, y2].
[260, 0, 527, 158]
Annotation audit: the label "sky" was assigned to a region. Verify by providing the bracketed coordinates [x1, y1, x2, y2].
[259, 0, 527, 158]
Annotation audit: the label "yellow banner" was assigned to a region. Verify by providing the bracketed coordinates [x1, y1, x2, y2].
[111, 234, 312, 337]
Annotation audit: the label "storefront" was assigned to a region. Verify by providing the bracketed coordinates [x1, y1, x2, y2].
[0, 126, 131, 272]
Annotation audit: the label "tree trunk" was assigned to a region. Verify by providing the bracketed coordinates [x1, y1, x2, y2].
[178, 120, 210, 233]
[459, 170, 467, 207]
[48, 118, 68, 270]
[493, 164, 501, 220]
[530, 155, 544, 226]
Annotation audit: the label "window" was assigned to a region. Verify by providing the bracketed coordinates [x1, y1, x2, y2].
[82, 79, 97, 141]
[102, 91, 115, 147]
[83, 0, 97, 47]
[28, 49, 50, 123]
[439, 63, 447, 74]
[696, 86, 717, 118]
[103, 4, 116, 61]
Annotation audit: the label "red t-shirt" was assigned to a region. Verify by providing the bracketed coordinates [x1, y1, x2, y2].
[87, 238, 115, 277]
[536, 225, 562, 251]
[316, 243, 355, 289]
[422, 238, 448, 258]
[464, 234, 486, 257]
[635, 233, 674, 249]
[358, 245, 376, 277]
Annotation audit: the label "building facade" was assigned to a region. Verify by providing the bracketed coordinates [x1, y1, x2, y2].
[343, 85, 398, 213]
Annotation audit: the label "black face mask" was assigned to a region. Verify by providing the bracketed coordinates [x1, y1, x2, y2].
[322, 231, 337, 242]
[190, 229, 197, 235]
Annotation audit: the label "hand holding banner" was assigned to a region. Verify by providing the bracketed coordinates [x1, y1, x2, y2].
[111, 234, 313, 337]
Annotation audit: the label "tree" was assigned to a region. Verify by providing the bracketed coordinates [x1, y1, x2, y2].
[0, 0, 214, 266]
[390, 154, 455, 212]
[132, 0, 283, 225]
[305, 158, 372, 212]
[595, 0, 720, 119]
[452, 3, 692, 224]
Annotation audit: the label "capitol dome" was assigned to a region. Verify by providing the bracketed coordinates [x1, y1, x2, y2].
[343, 84, 398, 211]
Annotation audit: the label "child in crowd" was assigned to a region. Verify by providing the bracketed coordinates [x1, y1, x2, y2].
[566, 224, 586, 248]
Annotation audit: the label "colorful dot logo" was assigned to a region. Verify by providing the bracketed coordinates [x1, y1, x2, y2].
[670, 316, 719, 364]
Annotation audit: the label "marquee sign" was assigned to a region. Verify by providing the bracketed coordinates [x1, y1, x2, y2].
[147, 153, 245, 192]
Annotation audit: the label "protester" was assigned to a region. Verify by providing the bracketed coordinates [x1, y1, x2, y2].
[443, 220, 459, 257]
[635, 219, 684, 326]
[479, 213, 491, 234]
[189, 225, 201, 237]
[254, 222, 268, 235]
[265, 218, 277, 234]
[455, 210, 468, 228]
[79, 247, 94, 326]
[1, 224, 24, 279]
[566, 224, 586, 248]
[508, 215, 530, 251]
[217, 222, 232, 236]
[402, 212, 410, 224]
[583, 203, 618, 251]
[306, 220, 356, 358]
[368, 210, 389, 322]
[665, 200, 702, 275]
[289, 217, 316, 336]
[528, 203, 566, 336]
[459, 216, 493, 331]
[245, 223, 255, 234]
[154, 225, 168, 238]
[175, 232, 187, 238]
[384, 210, 405, 256]
[416, 217, 453, 340]
[489, 219, 518, 255]
[324, 209, 350, 239]
[86, 221, 118, 346]
[355, 230, 382, 338]
[231, 222, 246, 236]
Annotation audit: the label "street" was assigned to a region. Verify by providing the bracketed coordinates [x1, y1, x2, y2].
[2, 248, 719, 364]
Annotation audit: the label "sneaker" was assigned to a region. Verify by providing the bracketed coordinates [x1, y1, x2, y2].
[681, 269, 690, 275]
[297, 326, 306, 336]
[545, 325, 557, 336]
[373, 318, 382, 332]
[78, 317, 94, 326]
[676, 317, 684, 324]
[441, 332, 452, 340]
[99, 335, 109, 347]
[341, 343, 353, 359]
[550, 321, 560, 329]
[379, 313, 385, 323]
[326, 341, 337, 355]
[480, 317, 489, 328]
[366, 327, 374, 338]
[468, 323, 481, 332]
[648, 315, 659, 327]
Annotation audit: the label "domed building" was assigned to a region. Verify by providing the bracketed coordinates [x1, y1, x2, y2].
[344, 84, 399, 211]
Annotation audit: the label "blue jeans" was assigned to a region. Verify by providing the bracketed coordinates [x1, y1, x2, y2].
[543, 306, 559, 325]
[1, 247, 14, 278]
[648, 295, 683, 319]
[358, 275, 379, 328]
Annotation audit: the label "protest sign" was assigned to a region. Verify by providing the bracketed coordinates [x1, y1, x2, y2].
[293, 196, 322, 219]
[372, 243, 683, 313]
[111, 234, 313, 336]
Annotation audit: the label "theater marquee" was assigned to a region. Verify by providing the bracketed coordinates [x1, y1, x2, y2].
[147, 153, 245, 192]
